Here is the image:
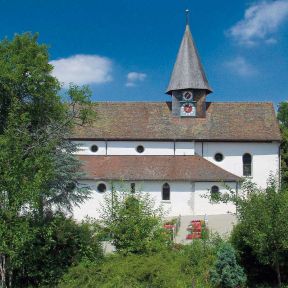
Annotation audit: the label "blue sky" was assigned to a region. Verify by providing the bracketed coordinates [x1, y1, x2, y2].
[1, 0, 288, 106]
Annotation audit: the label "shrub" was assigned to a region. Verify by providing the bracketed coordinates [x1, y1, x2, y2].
[210, 242, 247, 288]
[100, 188, 170, 255]
[59, 238, 220, 288]
[13, 214, 103, 287]
[231, 222, 288, 287]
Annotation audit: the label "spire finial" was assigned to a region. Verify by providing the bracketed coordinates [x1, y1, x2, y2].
[185, 9, 190, 26]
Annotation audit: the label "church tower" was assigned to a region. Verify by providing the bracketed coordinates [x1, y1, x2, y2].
[166, 15, 212, 118]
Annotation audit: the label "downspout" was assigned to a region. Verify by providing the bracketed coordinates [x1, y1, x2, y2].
[173, 140, 176, 156]
[201, 142, 204, 157]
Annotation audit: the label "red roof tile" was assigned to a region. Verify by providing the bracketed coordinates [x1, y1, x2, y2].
[79, 155, 241, 182]
[71, 102, 281, 141]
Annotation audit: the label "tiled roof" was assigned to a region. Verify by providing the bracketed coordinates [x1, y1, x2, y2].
[79, 155, 241, 182]
[71, 102, 281, 141]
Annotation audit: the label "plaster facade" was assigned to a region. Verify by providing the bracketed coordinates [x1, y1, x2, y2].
[73, 180, 237, 220]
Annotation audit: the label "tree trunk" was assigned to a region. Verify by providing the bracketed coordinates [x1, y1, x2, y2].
[8, 270, 12, 288]
[0, 254, 6, 288]
[275, 256, 282, 288]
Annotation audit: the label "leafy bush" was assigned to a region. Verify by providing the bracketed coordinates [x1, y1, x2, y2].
[231, 222, 288, 287]
[210, 242, 247, 288]
[100, 188, 170, 255]
[12, 214, 103, 287]
[59, 239, 220, 288]
[208, 177, 288, 287]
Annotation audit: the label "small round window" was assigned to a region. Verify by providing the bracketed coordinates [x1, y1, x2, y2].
[97, 183, 106, 193]
[214, 153, 224, 162]
[90, 145, 99, 153]
[136, 145, 145, 154]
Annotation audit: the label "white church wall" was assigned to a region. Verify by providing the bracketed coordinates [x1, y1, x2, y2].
[107, 141, 174, 155]
[140, 181, 194, 216]
[72, 141, 196, 156]
[194, 182, 236, 215]
[72, 180, 237, 221]
[175, 142, 195, 155]
[73, 141, 106, 155]
[195, 142, 280, 188]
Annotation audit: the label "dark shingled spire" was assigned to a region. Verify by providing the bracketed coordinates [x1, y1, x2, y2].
[166, 25, 212, 95]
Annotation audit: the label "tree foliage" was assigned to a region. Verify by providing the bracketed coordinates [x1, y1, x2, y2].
[100, 186, 170, 255]
[278, 102, 288, 185]
[59, 238, 220, 288]
[210, 178, 288, 287]
[13, 215, 103, 287]
[0, 33, 96, 287]
[210, 243, 247, 288]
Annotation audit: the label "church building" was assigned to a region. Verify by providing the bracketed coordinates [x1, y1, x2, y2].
[71, 22, 281, 220]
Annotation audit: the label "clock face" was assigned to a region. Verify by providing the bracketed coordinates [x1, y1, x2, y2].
[183, 91, 193, 101]
[181, 103, 196, 116]
[184, 103, 193, 113]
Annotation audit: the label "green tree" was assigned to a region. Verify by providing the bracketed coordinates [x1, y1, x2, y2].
[278, 102, 288, 186]
[210, 243, 247, 288]
[211, 179, 288, 287]
[100, 185, 170, 255]
[0, 33, 95, 287]
[13, 215, 103, 287]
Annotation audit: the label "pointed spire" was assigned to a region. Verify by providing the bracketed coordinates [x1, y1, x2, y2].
[166, 21, 212, 95]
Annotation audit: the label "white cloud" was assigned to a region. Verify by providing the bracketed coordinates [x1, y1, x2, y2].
[227, 0, 288, 46]
[125, 72, 147, 87]
[50, 54, 113, 87]
[225, 57, 257, 76]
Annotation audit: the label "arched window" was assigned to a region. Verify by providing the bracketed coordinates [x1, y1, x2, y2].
[211, 185, 219, 194]
[162, 183, 170, 201]
[130, 183, 135, 194]
[211, 185, 220, 202]
[243, 153, 252, 176]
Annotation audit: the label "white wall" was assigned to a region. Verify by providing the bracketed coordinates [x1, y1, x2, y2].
[72, 141, 195, 156]
[175, 142, 195, 155]
[73, 141, 106, 155]
[72, 180, 237, 220]
[194, 182, 236, 215]
[195, 142, 280, 188]
[107, 141, 174, 155]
